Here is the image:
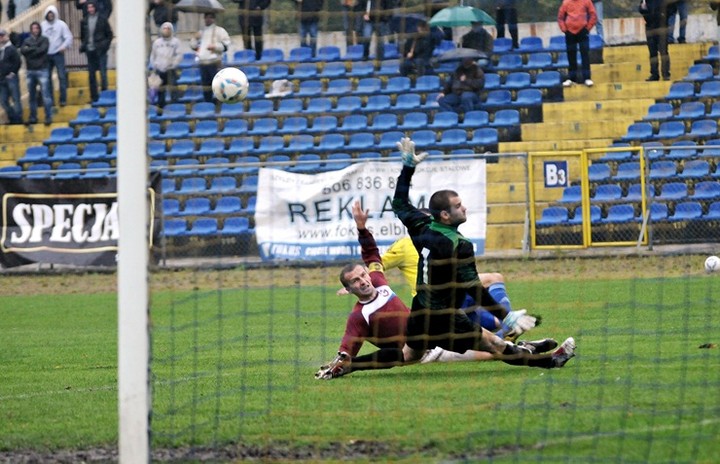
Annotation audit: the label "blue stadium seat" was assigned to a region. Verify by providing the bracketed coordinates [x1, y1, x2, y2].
[697, 80, 720, 99]
[218, 102, 244, 119]
[319, 61, 346, 78]
[306, 97, 333, 114]
[666, 140, 697, 160]
[602, 204, 637, 224]
[460, 110, 490, 128]
[154, 103, 187, 122]
[435, 128, 468, 148]
[656, 181, 688, 200]
[410, 130, 437, 149]
[558, 185, 582, 203]
[101, 124, 116, 143]
[589, 34, 603, 49]
[621, 122, 653, 142]
[189, 101, 217, 120]
[334, 95, 363, 113]
[679, 160, 710, 179]
[176, 67, 201, 85]
[219, 119, 249, 137]
[364, 94, 392, 112]
[393, 93, 422, 111]
[484, 89, 512, 107]
[177, 52, 196, 69]
[70, 108, 101, 126]
[673, 101, 706, 121]
[690, 181, 720, 200]
[624, 183, 655, 202]
[523, 53, 553, 71]
[532, 70, 561, 88]
[382, 42, 400, 59]
[220, 217, 251, 236]
[157, 122, 189, 140]
[377, 59, 400, 76]
[229, 156, 260, 175]
[664, 82, 695, 100]
[421, 92, 441, 110]
[547, 35, 566, 52]
[180, 197, 211, 216]
[369, 113, 398, 131]
[598, 143, 633, 163]
[187, 218, 218, 236]
[296, 79, 322, 97]
[316, 133, 346, 152]
[252, 136, 285, 155]
[195, 138, 225, 157]
[148, 141, 166, 159]
[227, 49, 256, 66]
[668, 201, 703, 221]
[494, 54, 523, 71]
[290, 154, 323, 173]
[259, 47, 284, 63]
[237, 175, 259, 194]
[307, 115, 338, 133]
[192, 120, 219, 138]
[246, 81, 265, 99]
[0, 166, 22, 177]
[246, 100, 274, 116]
[54, 162, 82, 179]
[276, 98, 304, 115]
[292, 62, 318, 80]
[316, 45, 341, 62]
[283, 134, 315, 154]
[83, 142, 109, 161]
[177, 177, 207, 194]
[429, 111, 459, 130]
[324, 153, 353, 171]
[241, 65, 261, 81]
[289, 46, 313, 62]
[45, 127, 75, 145]
[278, 116, 309, 135]
[346, 132, 375, 152]
[92, 89, 116, 107]
[484, 73, 501, 89]
[339, 114, 368, 132]
[324, 78, 352, 97]
[166, 139, 195, 159]
[248, 117, 279, 136]
[704, 201, 720, 220]
[591, 184, 622, 202]
[26, 163, 52, 178]
[377, 131, 405, 150]
[171, 159, 200, 176]
[536, 206, 569, 226]
[18, 146, 50, 164]
[354, 77, 382, 95]
[211, 196, 243, 215]
[384, 76, 412, 94]
[493, 37, 513, 54]
[209, 176, 238, 193]
[648, 202, 669, 222]
[514, 88, 543, 106]
[226, 138, 255, 156]
[163, 198, 181, 216]
[688, 119, 718, 139]
[648, 160, 677, 180]
[50, 144, 79, 162]
[399, 112, 428, 130]
[613, 161, 641, 181]
[347, 60, 374, 78]
[641, 141, 666, 160]
[163, 219, 188, 237]
[264, 64, 290, 81]
[469, 128, 498, 148]
[491, 109, 520, 127]
[344, 44, 365, 61]
[568, 205, 602, 225]
[683, 63, 714, 82]
[517, 36, 544, 53]
[414, 75, 441, 93]
[588, 163, 612, 182]
[504, 72, 532, 89]
[644, 102, 675, 121]
[177, 86, 203, 103]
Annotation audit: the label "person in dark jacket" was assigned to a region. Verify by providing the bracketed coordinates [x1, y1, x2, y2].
[437, 58, 484, 114]
[640, 0, 670, 80]
[149, 0, 181, 32]
[79, 1, 114, 103]
[400, 19, 436, 77]
[7, 0, 15, 21]
[233, 0, 271, 61]
[20, 22, 52, 125]
[461, 21, 494, 55]
[76, 0, 112, 19]
[298, 0, 324, 57]
[361, 0, 396, 60]
[495, 0, 519, 49]
[0, 28, 23, 124]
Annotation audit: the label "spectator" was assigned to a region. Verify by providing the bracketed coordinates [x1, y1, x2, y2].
[0, 28, 23, 125]
[437, 58, 484, 114]
[297, 0, 324, 57]
[20, 22, 52, 125]
[400, 19, 436, 77]
[592, 0, 604, 44]
[41, 5, 73, 108]
[190, 12, 230, 102]
[712, 0, 720, 43]
[150, 22, 181, 109]
[233, 0, 271, 61]
[427, 0, 452, 41]
[76, 0, 112, 19]
[558, 0, 597, 87]
[640, 0, 670, 80]
[495, 0, 519, 49]
[341, 0, 363, 47]
[360, 0, 396, 60]
[666, 0, 687, 43]
[79, 0, 114, 103]
[461, 21, 494, 55]
[7, 0, 15, 21]
[149, 0, 181, 33]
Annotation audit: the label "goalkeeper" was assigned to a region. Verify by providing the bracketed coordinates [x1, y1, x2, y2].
[390, 137, 576, 368]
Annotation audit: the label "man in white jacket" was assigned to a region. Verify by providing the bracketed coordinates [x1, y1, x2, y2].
[190, 12, 230, 103]
[150, 22, 181, 108]
[41, 5, 73, 107]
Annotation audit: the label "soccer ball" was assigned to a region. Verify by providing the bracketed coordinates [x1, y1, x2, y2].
[704, 255, 720, 273]
[212, 67, 249, 104]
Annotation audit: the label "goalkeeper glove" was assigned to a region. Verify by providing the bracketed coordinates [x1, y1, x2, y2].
[396, 137, 428, 168]
[501, 309, 537, 340]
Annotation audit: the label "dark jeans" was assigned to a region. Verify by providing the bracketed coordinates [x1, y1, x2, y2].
[0, 74, 23, 124]
[666, 0, 688, 42]
[200, 62, 219, 102]
[156, 69, 178, 108]
[400, 57, 431, 77]
[86, 49, 108, 102]
[361, 20, 390, 60]
[48, 52, 68, 106]
[26, 68, 52, 124]
[565, 29, 591, 82]
[299, 20, 319, 56]
[496, 7, 518, 48]
[646, 26, 670, 79]
[438, 91, 480, 114]
[239, 17, 264, 60]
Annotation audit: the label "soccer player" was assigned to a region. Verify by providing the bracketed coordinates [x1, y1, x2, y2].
[315, 202, 570, 379]
[390, 137, 576, 369]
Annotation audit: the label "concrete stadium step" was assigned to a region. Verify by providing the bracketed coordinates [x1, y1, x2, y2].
[561, 80, 672, 101]
[602, 42, 709, 64]
[500, 138, 615, 153]
[68, 69, 117, 88]
[541, 98, 655, 122]
[520, 119, 638, 142]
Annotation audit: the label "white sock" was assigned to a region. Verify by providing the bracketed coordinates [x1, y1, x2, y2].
[437, 349, 478, 362]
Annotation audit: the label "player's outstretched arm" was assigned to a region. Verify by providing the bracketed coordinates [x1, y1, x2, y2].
[392, 138, 431, 235]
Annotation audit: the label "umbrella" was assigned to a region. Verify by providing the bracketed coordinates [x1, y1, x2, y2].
[429, 6, 495, 27]
[432, 48, 491, 70]
[175, 0, 225, 14]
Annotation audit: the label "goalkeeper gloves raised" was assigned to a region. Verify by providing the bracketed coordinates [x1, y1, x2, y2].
[396, 137, 428, 168]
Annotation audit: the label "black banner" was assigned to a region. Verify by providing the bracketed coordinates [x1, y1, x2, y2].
[0, 174, 161, 268]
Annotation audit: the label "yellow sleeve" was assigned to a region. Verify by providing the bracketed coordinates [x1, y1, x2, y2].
[382, 237, 419, 295]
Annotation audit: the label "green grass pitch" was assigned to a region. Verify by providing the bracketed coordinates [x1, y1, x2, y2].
[1, 263, 719, 462]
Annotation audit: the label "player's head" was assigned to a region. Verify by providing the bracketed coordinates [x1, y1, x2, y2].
[204, 12, 216, 25]
[161, 22, 174, 38]
[429, 190, 467, 226]
[339, 263, 377, 300]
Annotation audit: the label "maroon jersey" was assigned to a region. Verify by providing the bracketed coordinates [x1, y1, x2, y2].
[339, 229, 410, 356]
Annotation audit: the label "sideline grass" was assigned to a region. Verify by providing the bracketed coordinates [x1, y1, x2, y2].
[1, 268, 719, 462]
